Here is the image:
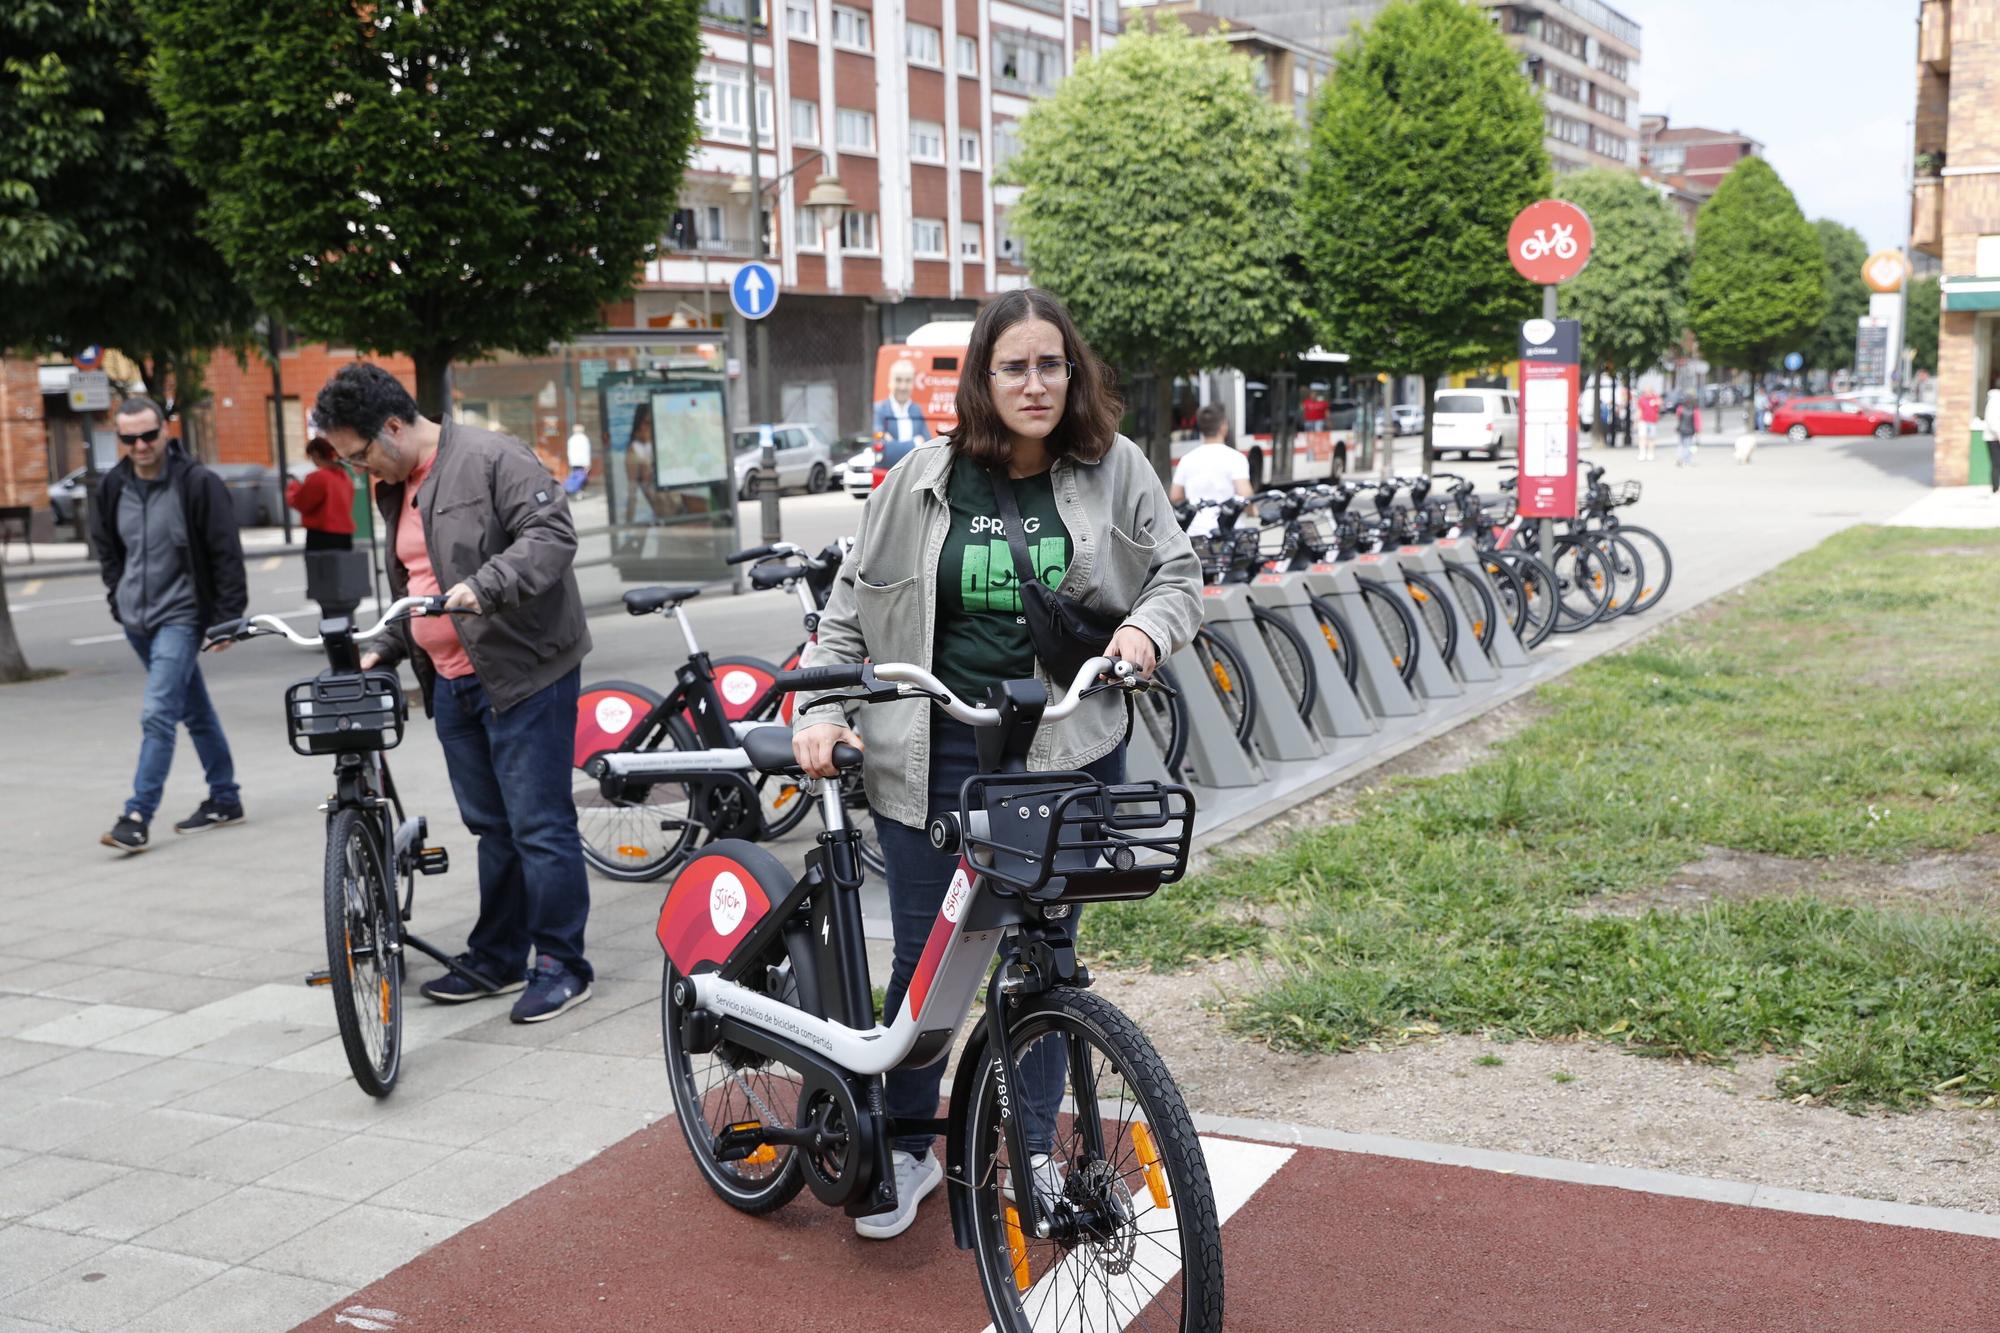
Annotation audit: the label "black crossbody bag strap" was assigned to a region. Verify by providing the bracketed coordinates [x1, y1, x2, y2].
[987, 468, 1043, 596]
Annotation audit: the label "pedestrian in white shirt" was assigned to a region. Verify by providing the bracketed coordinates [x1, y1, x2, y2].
[1170, 404, 1252, 534]
[564, 423, 591, 496]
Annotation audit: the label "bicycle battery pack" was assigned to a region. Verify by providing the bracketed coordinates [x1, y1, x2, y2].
[656, 840, 799, 977]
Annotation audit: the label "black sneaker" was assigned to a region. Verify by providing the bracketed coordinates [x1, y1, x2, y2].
[510, 957, 592, 1024]
[174, 799, 246, 834]
[419, 953, 527, 1004]
[101, 814, 149, 854]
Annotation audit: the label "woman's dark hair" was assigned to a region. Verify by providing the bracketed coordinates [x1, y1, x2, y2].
[951, 288, 1121, 467]
[304, 438, 335, 463]
[313, 362, 420, 441]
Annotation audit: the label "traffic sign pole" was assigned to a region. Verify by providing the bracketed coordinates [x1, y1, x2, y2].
[1510, 200, 1593, 570]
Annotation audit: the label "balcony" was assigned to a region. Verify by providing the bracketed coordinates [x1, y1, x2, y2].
[1920, 0, 1950, 71]
[1912, 175, 1943, 257]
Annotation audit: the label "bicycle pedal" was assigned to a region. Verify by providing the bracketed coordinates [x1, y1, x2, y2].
[713, 1120, 770, 1163]
[416, 846, 450, 876]
[305, 970, 332, 987]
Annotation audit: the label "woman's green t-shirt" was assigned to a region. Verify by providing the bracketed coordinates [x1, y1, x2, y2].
[932, 452, 1072, 704]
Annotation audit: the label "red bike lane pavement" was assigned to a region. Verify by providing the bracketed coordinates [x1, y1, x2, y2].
[299, 1122, 2000, 1332]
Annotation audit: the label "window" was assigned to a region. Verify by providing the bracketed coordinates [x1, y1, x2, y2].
[912, 218, 946, 258]
[841, 210, 879, 253]
[1590, 85, 1626, 121]
[696, 65, 773, 144]
[957, 129, 981, 168]
[1595, 48, 1629, 82]
[958, 34, 978, 76]
[958, 221, 982, 259]
[992, 120, 1022, 172]
[1546, 68, 1582, 103]
[784, 0, 814, 39]
[835, 107, 875, 152]
[699, 204, 727, 249]
[703, 0, 769, 24]
[996, 212, 1023, 264]
[906, 22, 942, 67]
[995, 32, 1062, 94]
[1590, 127, 1629, 162]
[831, 5, 871, 51]
[794, 202, 824, 251]
[791, 98, 819, 144]
[909, 120, 944, 163]
[1292, 67, 1311, 122]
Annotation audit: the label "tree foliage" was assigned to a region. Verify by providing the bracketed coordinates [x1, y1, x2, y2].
[1906, 274, 1940, 377]
[1005, 20, 1307, 471]
[0, 0, 254, 409]
[1300, 0, 1549, 466]
[1552, 169, 1689, 376]
[1687, 157, 1825, 376]
[1802, 219, 1870, 374]
[138, 0, 705, 415]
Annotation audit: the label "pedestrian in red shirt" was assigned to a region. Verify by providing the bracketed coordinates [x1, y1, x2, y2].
[287, 439, 357, 551]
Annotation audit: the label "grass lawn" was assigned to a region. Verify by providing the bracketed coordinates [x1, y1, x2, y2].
[1085, 526, 2000, 1109]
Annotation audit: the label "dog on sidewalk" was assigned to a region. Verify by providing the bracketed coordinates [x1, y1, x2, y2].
[1734, 433, 1760, 464]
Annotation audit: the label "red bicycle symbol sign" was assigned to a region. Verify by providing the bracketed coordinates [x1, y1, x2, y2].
[1508, 200, 1594, 283]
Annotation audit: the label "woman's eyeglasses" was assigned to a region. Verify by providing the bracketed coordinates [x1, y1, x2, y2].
[989, 359, 1073, 389]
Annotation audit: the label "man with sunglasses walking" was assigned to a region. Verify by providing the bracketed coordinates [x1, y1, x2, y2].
[90, 396, 248, 853]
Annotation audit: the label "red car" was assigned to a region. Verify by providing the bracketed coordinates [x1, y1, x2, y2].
[1768, 396, 1918, 441]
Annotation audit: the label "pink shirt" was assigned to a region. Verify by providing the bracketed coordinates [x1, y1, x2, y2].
[395, 451, 476, 680]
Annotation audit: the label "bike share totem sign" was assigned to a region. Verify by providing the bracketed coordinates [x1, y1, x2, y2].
[1509, 199, 1593, 519]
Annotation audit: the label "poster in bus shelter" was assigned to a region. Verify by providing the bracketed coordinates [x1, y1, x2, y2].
[598, 370, 736, 582]
[1516, 318, 1580, 519]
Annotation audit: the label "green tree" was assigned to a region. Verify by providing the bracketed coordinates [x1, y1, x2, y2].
[0, 0, 255, 413]
[1554, 168, 1690, 428]
[139, 0, 705, 416]
[1300, 0, 1549, 470]
[1687, 157, 1826, 393]
[1005, 20, 1307, 475]
[1802, 219, 1870, 375]
[1906, 274, 1940, 376]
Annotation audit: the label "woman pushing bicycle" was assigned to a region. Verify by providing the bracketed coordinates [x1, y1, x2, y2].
[790, 288, 1203, 1239]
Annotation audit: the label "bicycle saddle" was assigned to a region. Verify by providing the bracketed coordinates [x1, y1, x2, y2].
[741, 724, 861, 775]
[623, 585, 704, 615]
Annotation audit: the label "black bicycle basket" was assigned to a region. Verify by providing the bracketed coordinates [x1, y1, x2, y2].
[958, 773, 1195, 904]
[285, 670, 407, 756]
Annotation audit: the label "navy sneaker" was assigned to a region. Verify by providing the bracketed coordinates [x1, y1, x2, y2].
[510, 957, 592, 1024]
[101, 813, 149, 854]
[419, 953, 527, 1004]
[174, 799, 246, 834]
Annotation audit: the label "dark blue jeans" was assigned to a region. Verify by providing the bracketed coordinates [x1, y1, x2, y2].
[124, 622, 238, 822]
[876, 718, 1125, 1158]
[432, 667, 592, 984]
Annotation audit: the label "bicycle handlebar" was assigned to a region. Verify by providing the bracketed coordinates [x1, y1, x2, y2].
[203, 595, 450, 650]
[778, 657, 1149, 728]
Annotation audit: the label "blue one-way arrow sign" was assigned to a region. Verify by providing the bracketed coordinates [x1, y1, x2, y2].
[731, 261, 779, 320]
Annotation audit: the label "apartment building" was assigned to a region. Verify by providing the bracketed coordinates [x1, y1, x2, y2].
[1121, 4, 1331, 123]
[1148, 0, 1641, 174]
[1637, 115, 1759, 193]
[644, 0, 1122, 442]
[1911, 0, 2000, 487]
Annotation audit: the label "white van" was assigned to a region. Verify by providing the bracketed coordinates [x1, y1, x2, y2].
[1431, 388, 1518, 461]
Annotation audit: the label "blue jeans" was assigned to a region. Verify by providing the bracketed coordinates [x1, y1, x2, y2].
[876, 717, 1125, 1157]
[125, 623, 238, 822]
[431, 667, 592, 984]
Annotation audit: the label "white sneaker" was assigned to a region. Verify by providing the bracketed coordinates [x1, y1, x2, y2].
[855, 1149, 944, 1240]
[1000, 1152, 1066, 1208]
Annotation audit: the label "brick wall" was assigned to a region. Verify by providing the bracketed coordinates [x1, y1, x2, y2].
[203, 347, 417, 467]
[1930, 0, 2000, 485]
[0, 359, 50, 508]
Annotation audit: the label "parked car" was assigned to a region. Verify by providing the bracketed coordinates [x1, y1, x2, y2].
[1767, 397, 1918, 441]
[1389, 404, 1424, 437]
[1430, 388, 1518, 461]
[1841, 390, 1935, 434]
[732, 423, 835, 499]
[46, 467, 86, 524]
[842, 448, 873, 500]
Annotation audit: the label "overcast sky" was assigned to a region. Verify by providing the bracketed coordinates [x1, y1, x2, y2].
[1630, 0, 1918, 252]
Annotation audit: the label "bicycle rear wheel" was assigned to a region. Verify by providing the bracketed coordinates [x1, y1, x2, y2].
[574, 713, 706, 881]
[1611, 523, 1673, 615]
[964, 987, 1223, 1333]
[1495, 551, 1559, 650]
[1440, 563, 1498, 653]
[1550, 538, 1611, 632]
[1591, 532, 1647, 621]
[1307, 598, 1361, 690]
[1352, 584, 1421, 686]
[1191, 627, 1257, 746]
[1404, 570, 1459, 666]
[323, 807, 402, 1098]
[1249, 604, 1316, 722]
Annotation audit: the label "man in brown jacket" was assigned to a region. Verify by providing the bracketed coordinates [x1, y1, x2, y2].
[314, 363, 596, 1023]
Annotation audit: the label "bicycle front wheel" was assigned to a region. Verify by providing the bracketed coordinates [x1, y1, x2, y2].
[964, 987, 1223, 1333]
[1249, 603, 1316, 722]
[1307, 598, 1361, 690]
[324, 807, 402, 1097]
[1404, 570, 1459, 666]
[1440, 562, 1498, 653]
[1351, 584, 1421, 686]
[1138, 662, 1191, 776]
[1612, 523, 1674, 615]
[1191, 627, 1257, 746]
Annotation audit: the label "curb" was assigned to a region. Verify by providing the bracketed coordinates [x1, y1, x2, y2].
[1192, 1111, 2000, 1241]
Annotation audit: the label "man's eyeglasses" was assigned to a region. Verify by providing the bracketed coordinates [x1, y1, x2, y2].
[989, 359, 1073, 389]
[117, 428, 162, 446]
[334, 435, 383, 466]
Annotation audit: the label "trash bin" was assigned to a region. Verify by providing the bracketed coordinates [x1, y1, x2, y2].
[209, 464, 279, 529]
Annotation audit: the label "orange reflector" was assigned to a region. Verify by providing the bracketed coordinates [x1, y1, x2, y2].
[1132, 1122, 1170, 1210]
[1321, 626, 1341, 654]
[1473, 620, 1486, 638]
[1003, 1205, 1031, 1290]
[616, 845, 649, 859]
[745, 1145, 777, 1166]
[380, 976, 392, 1025]
[773, 785, 800, 810]
[1209, 662, 1234, 694]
